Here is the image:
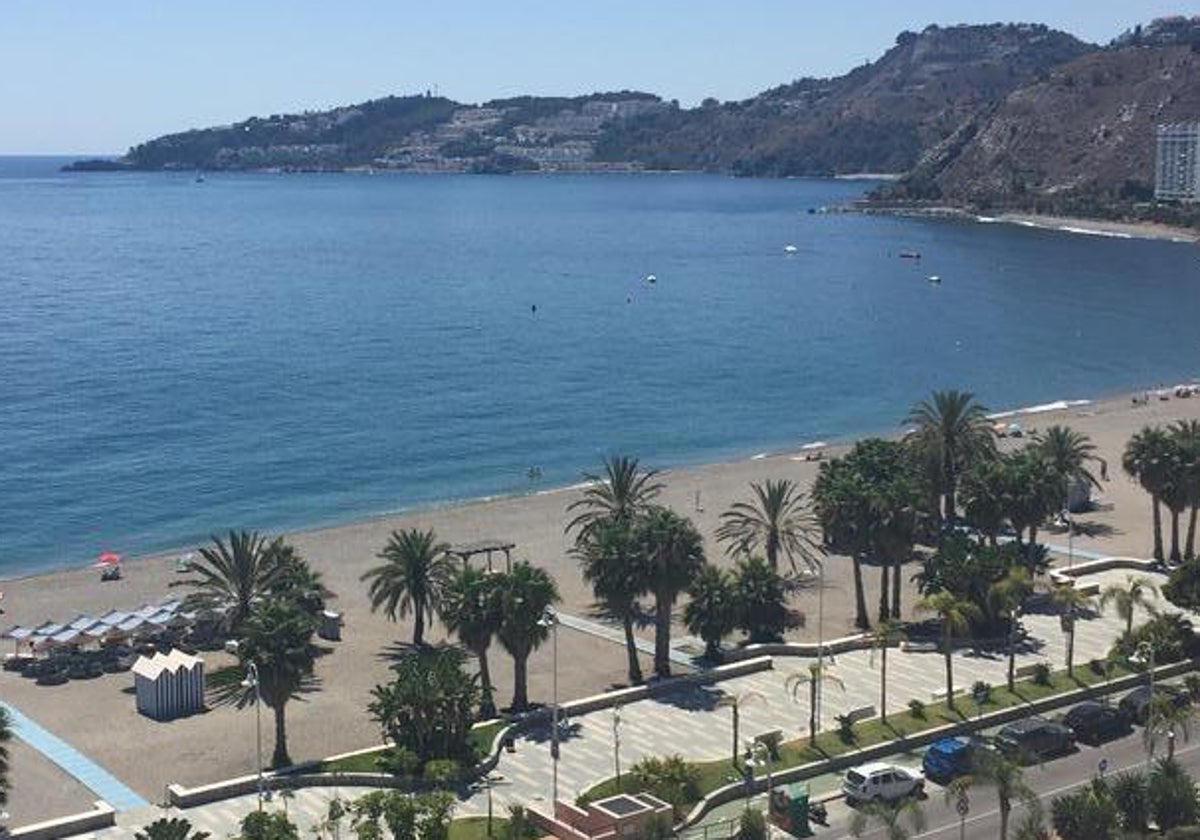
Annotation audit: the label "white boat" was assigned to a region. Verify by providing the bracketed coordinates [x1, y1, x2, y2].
[783, 244, 798, 253]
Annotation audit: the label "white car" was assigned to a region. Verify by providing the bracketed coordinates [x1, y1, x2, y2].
[842, 762, 925, 803]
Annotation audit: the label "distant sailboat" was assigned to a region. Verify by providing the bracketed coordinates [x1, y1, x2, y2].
[783, 244, 798, 254]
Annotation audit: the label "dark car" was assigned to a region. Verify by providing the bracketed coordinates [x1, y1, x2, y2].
[1062, 701, 1131, 744]
[995, 718, 1075, 762]
[922, 737, 989, 782]
[1119, 684, 1190, 725]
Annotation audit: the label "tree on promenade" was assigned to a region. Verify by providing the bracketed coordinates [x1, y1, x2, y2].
[440, 567, 503, 717]
[368, 647, 479, 761]
[1124, 426, 1173, 561]
[716, 479, 822, 574]
[566, 455, 662, 538]
[916, 590, 980, 710]
[848, 798, 925, 840]
[638, 507, 706, 678]
[904, 389, 995, 523]
[960, 458, 1008, 546]
[573, 518, 649, 685]
[786, 664, 845, 745]
[812, 458, 873, 630]
[134, 818, 211, 840]
[362, 528, 454, 647]
[972, 749, 1036, 840]
[990, 566, 1033, 691]
[999, 451, 1060, 559]
[715, 689, 763, 767]
[0, 706, 9, 809]
[174, 530, 287, 632]
[1049, 583, 1096, 674]
[732, 556, 793, 643]
[683, 565, 738, 661]
[1033, 425, 1106, 510]
[238, 597, 317, 768]
[869, 619, 905, 721]
[495, 562, 559, 712]
[1100, 574, 1158, 637]
[1171, 419, 1200, 560]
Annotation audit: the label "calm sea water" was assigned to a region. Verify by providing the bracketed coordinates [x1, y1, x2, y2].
[2, 156, 1198, 576]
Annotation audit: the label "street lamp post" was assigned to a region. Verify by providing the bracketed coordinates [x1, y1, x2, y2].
[1139, 641, 1156, 770]
[485, 773, 504, 837]
[539, 608, 560, 805]
[813, 558, 826, 731]
[241, 662, 264, 811]
[613, 704, 623, 792]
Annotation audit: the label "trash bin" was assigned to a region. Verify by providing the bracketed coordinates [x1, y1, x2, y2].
[319, 610, 342, 641]
[770, 783, 812, 837]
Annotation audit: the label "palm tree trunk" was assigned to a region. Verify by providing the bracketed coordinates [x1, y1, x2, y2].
[1187, 503, 1198, 561]
[622, 616, 643, 684]
[880, 644, 888, 721]
[809, 680, 818, 743]
[766, 537, 779, 573]
[271, 703, 290, 769]
[511, 653, 529, 712]
[731, 706, 740, 766]
[1153, 496, 1165, 561]
[1027, 525, 1039, 559]
[891, 557, 902, 618]
[413, 603, 425, 647]
[1065, 615, 1075, 674]
[943, 624, 955, 710]
[1000, 798, 1010, 840]
[477, 644, 496, 718]
[851, 554, 870, 630]
[877, 561, 890, 623]
[654, 592, 672, 679]
[1171, 510, 1182, 565]
[1007, 613, 1016, 692]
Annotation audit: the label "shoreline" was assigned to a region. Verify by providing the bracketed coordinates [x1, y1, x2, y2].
[0, 380, 1187, 587]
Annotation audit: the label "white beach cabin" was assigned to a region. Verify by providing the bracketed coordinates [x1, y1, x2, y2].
[132, 649, 205, 720]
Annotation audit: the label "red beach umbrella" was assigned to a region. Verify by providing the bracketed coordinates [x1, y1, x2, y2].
[93, 551, 123, 568]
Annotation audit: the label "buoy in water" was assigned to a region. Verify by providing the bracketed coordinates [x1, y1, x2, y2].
[531, 304, 538, 313]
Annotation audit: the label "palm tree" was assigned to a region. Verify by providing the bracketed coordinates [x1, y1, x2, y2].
[683, 565, 738, 661]
[1145, 697, 1193, 760]
[812, 460, 872, 630]
[961, 458, 1008, 547]
[440, 567, 503, 717]
[1100, 575, 1160, 637]
[716, 479, 822, 574]
[1033, 425, 1105, 510]
[870, 619, 906, 722]
[238, 597, 318, 768]
[904, 389, 996, 522]
[173, 530, 286, 631]
[361, 528, 454, 647]
[786, 665, 846, 744]
[916, 591, 981, 710]
[566, 455, 662, 538]
[972, 750, 1036, 840]
[849, 799, 926, 840]
[495, 562, 560, 712]
[573, 519, 649, 685]
[1000, 451, 1060, 557]
[0, 707, 10, 810]
[1124, 426, 1174, 562]
[714, 690, 764, 767]
[134, 818, 211, 840]
[1171, 420, 1200, 560]
[990, 567, 1033, 691]
[639, 507, 706, 678]
[1049, 584, 1096, 674]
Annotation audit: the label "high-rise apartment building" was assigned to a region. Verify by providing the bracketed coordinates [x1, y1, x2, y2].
[1155, 123, 1200, 202]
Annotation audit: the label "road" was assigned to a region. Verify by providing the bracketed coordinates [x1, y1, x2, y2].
[820, 728, 1200, 839]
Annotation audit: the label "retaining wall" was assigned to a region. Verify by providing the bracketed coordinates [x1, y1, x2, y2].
[9, 802, 114, 840]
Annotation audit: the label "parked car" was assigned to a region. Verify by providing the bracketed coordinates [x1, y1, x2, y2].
[1119, 684, 1191, 725]
[843, 762, 925, 803]
[35, 667, 68, 686]
[995, 718, 1075, 762]
[1062, 701, 1131, 744]
[922, 737, 987, 782]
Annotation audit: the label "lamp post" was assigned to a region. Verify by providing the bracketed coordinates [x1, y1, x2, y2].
[241, 662, 264, 811]
[485, 773, 504, 837]
[613, 704, 622, 792]
[539, 607, 560, 805]
[1138, 641, 1156, 770]
[813, 558, 826, 731]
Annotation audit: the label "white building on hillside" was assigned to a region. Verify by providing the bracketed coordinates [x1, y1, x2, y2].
[1155, 123, 1200, 201]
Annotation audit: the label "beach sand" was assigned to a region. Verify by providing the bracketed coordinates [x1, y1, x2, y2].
[990, 212, 1198, 244]
[5, 386, 1200, 817]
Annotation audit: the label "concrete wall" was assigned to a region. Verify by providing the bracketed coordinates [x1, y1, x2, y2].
[9, 802, 114, 840]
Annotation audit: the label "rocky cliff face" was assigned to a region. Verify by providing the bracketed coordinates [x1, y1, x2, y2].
[891, 43, 1200, 213]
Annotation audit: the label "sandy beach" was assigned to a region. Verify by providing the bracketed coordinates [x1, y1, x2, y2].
[5, 384, 1200, 823]
[988, 212, 1199, 244]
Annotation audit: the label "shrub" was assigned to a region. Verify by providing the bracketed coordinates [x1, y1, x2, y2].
[630, 755, 701, 816]
[1108, 771, 1149, 834]
[908, 699, 926, 719]
[971, 681, 991, 704]
[1050, 782, 1118, 840]
[1032, 663, 1051, 686]
[834, 714, 856, 744]
[237, 812, 300, 840]
[737, 808, 766, 840]
[422, 759, 461, 783]
[732, 557, 790, 643]
[1088, 658, 1106, 676]
[376, 747, 420, 777]
[756, 730, 783, 760]
[1186, 674, 1200, 701]
[1111, 613, 1200, 665]
[1149, 758, 1200, 831]
[503, 806, 541, 840]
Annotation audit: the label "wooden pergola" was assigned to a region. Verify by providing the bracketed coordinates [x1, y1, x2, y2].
[448, 539, 516, 573]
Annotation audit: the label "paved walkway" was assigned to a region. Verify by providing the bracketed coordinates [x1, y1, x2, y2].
[63, 566, 1167, 839]
[1, 701, 148, 812]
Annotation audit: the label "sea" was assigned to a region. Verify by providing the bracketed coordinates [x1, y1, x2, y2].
[2, 155, 1199, 577]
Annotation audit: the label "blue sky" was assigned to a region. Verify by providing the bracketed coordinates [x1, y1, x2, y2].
[0, 1, 1190, 154]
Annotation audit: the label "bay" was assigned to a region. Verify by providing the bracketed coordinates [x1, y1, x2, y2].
[1, 157, 1197, 575]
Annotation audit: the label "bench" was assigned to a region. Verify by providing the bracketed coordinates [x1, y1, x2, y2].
[1014, 663, 1043, 680]
[753, 729, 783, 746]
[1075, 582, 1101, 598]
[901, 640, 939, 653]
[931, 687, 964, 701]
[844, 705, 877, 724]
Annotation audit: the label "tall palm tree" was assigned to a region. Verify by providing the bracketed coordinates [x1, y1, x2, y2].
[566, 455, 663, 538]
[1145, 697, 1194, 760]
[812, 460, 872, 630]
[715, 689, 764, 766]
[173, 530, 286, 632]
[869, 619, 906, 722]
[716, 479, 822, 574]
[1100, 575, 1160, 637]
[683, 565, 738, 661]
[1049, 584, 1096, 674]
[849, 799, 926, 840]
[961, 458, 1008, 547]
[972, 750, 1036, 840]
[990, 566, 1033, 691]
[786, 665, 846, 744]
[1171, 420, 1200, 560]
[904, 389, 996, 522]
[361, 528, 454, 647]
[495, 562, 560, 712]
[440, 567, 504, 717]
[572, 519, 649, 685]
[916, 591, 981, 710]
[638, 507, 706, 678]
[1033, 425, 1105, 510]
[1124, 426, 1174, 562]
[238, 597, 318, 768]
[0, 707, 10, 810]
[1000, 451, 1060, 557]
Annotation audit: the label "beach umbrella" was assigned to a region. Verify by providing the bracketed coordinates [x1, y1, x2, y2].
[93, 551, 122, 568]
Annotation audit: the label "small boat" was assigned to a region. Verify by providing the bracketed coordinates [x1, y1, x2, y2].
[783, 244, 798, 254]
[899, 251, 921, 259]
[646, 274, 657, 284]
[928, 275, 941, 284]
